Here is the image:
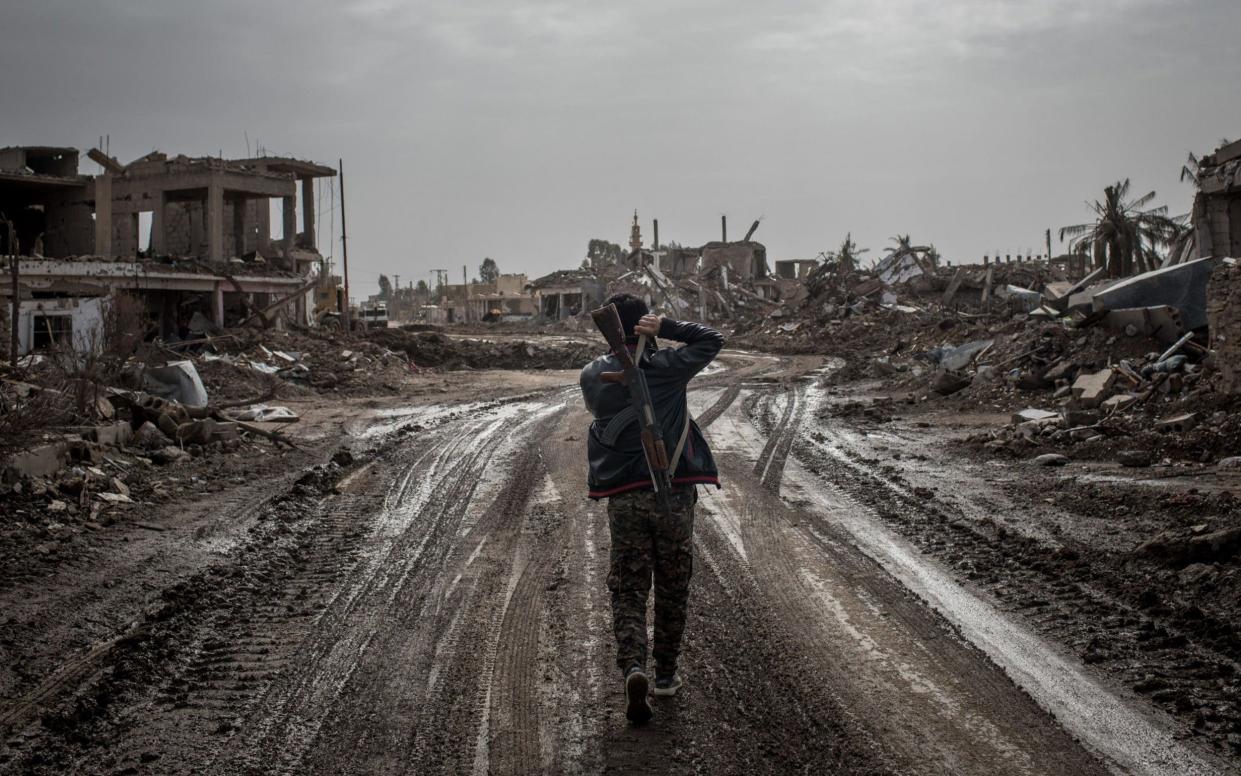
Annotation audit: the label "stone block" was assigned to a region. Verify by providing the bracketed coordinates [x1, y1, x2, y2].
[1011, 408, 1058, 425]
[1071, 368, 1116, 407]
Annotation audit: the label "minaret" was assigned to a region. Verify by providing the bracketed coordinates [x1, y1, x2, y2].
[629, 210, 643, 254]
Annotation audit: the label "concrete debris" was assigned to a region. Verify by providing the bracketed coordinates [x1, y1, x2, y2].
[233, 405, 299, 423]
[1012, 408, 1058, 425]
[1091, 257, 1216, 330]
[144, 361, 209, 407]
[1155, 413, 1199, 434]
[1071, 369, 1116, 407]
[1033, 453, 1070, 466]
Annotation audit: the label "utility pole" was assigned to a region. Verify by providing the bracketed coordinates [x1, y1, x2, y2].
[5, 217, 18, 366]
[338, 158, 351, 331]
[430, 269, 448, 303]
[721, 215, 727, 242]
[462, 264, 469, 323]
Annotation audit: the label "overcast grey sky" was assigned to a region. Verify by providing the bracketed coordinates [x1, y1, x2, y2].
[4, 0, 1239, 297]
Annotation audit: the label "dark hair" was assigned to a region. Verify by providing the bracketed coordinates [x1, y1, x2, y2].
[604, 293, 649, 340]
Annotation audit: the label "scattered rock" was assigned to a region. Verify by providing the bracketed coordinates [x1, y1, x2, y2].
[152, 446, 192, 465]
[1033, 453, 1070, 466]
[133, 422, 173, 450]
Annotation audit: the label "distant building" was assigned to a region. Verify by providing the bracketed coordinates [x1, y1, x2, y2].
[526, 269, 604, 321]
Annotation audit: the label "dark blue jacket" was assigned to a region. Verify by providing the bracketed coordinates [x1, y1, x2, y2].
[579, 318, 724, 498]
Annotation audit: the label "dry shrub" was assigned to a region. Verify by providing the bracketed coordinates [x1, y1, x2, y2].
[0, 379, 76, 462]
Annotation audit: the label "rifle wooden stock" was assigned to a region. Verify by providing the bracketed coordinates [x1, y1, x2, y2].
[591, 304, 633, 368]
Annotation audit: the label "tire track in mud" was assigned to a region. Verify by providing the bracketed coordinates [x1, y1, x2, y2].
[0, 475, 304, 745]
[258, 404, 566, 776]
[750, 384, 804, 492]
[487, 479, 564, 776]
[2, 400, 567, 776]
[712, 385, 1112, 776]
[213, 417, 513, 776]
[694, 382, 740, 430]
[791, 412, 1238, 775]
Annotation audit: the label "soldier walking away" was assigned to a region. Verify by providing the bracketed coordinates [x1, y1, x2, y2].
[580, 293, 724, 724]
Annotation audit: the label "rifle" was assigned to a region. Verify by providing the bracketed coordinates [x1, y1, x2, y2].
[590, 303, 674, 513]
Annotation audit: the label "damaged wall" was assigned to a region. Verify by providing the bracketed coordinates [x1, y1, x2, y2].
[17, 295, 109, 356]
[1207, 260, 1241, 394]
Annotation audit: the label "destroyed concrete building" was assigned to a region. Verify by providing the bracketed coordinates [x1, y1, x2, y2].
[527, 269, 604, 321]
[773, 259, 818, 280]
[432, 273, 535, 323]
[1192, 138, 1241, 259]
[1, 145, 336, 355]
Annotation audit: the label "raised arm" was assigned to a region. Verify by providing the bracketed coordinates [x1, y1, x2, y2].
[650, 318, 725, 380]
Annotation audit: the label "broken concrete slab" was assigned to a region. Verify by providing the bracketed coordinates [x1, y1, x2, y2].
[1012, 408, 1059, 425]
[1003, 285, 1043, 312]
[1091, 257, 1217, 330]
[144, 360, 209, 407]
[2, 440, 70, 482]
[1071, 369, 1116, 407]
[1101, 394, 1137, 413]
[1101, 306, 1184, 345]
[81, 421, 133, 448]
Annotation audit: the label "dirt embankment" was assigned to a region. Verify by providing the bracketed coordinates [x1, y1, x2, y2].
[365, 328, 599, 370]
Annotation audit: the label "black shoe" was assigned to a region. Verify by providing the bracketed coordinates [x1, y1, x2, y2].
[624, 666, 653, 724]
[653, 672, 683, 697]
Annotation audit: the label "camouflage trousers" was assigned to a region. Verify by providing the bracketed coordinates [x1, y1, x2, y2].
[606, 486, 696, 675]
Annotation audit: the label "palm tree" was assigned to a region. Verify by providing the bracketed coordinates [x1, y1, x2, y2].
[831, 232, 869, 274]
[1058, 180, 1179, 278]
[886, 234, 913, 255]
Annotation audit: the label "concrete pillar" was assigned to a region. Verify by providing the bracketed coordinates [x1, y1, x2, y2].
[130, 212, 140, 257]
[93, 174, 113, 257]
[159, 292, 177, 339]
[213, 283, 225, 327]
[255, 198, 270, 252]
[150, 191, 167, 256]
[281, 195, 296, 260]
[232, 198, 246, 258]
[301, 177, 315, 249]
[207, 175, 225, 262]
[190, 201, 205, 257]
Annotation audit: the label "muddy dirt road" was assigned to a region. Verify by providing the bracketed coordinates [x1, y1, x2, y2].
[1, 353, 1235, 775]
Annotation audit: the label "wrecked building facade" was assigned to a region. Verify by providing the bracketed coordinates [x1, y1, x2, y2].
[1193, 138, 1241, 260]
[1, 145, 336, 356]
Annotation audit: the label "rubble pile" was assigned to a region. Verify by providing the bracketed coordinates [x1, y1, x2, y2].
[807, 255, 1241, 467]
[366, 328, 598, 370]
[0, 384, 304, 567]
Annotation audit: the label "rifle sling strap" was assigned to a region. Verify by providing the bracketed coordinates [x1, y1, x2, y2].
[602, 334, 692, 484]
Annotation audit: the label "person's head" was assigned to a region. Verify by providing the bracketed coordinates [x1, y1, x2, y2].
[605, 293, 649, 340]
